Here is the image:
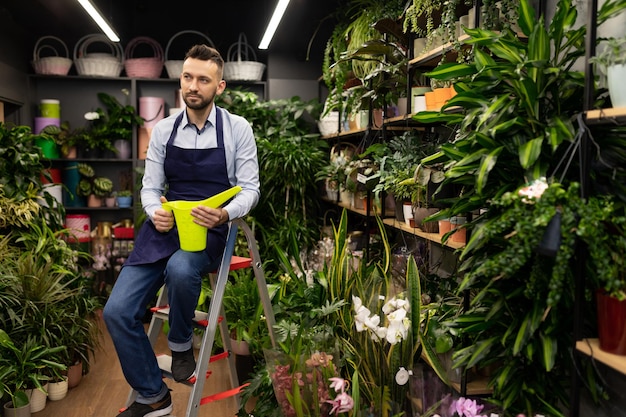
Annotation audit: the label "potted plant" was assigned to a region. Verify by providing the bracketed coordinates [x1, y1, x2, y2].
[116, 190, 133, 208]
[78, 91, 144, 158]
[591, 36, 626, 108]
[40, 121, 83, 159]
[76, 162, 114, 207]
[0, 330, 66, 417]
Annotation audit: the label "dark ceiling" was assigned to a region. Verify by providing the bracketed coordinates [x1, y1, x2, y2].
[1, 0, 341, 65]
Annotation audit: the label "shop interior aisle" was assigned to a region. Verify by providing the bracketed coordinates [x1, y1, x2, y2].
[35, 313, 238, 417]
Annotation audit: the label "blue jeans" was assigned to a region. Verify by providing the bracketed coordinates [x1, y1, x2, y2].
[103, 249, 219, 402]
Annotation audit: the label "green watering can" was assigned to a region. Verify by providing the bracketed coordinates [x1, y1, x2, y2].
[162, 185, 242, 251]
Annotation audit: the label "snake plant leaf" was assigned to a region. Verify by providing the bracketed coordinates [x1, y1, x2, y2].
[540, 333, 557, 371]
[477, 147, 502, 194]
[424, 62, 476, 80]
[518, 137, 543, 169]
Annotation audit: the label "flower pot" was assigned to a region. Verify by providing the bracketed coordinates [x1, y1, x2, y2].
[26, 383, 48, 413]
[47, 377, 69, 401]
[87, 194, 102, 207]
[402, 203, 413, 227]
[413, 207, 438, 230]
[117, 196, 133, 208]
[3, 401, 31, 417]
[596, 289, 626, 355]
[114, 139, 132, 159]
[235, 352, 257, 383]
[67, 361, 83, 388]
[230, 338, 251, 356]
[105, 196, 117, 207]
[607, 63, 626, 108]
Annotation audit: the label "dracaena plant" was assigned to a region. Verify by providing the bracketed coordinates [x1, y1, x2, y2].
[408, 0, 626, 414]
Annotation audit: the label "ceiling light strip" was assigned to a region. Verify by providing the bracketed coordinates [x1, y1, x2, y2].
[258, 0, 291, 50]
[76, 0, 120, 42]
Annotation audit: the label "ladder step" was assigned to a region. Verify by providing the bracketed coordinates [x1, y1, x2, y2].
[150, 306, 221, 328]
[211, 255, 252, 273]
[198, 383, 249, 404]
[156, 352, 230, 385]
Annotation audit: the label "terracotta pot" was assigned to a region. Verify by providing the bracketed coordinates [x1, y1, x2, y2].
[596, 289, 626, 355]
[87, 194, 102, 208]
[413, 207, 438, 229]
[67, 361, 83, 388]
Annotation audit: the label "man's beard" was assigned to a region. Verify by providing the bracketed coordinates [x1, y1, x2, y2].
[183, 91, 215, 110]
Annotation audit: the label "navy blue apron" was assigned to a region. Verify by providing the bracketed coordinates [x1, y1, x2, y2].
[126, 107, 230, 265]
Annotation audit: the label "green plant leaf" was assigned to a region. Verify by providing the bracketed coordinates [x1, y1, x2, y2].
[518, 137, 543, 169]
[477, 148, 502, 194]
[540, 333, 557, 371]
[425, 62, 476, 80]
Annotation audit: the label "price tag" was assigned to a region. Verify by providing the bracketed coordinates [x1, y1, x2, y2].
[357, 173, 367, 184]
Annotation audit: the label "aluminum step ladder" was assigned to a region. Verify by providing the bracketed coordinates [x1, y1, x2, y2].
[124, 218, 277, 417]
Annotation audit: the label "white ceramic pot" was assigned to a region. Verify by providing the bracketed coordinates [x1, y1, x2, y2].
[402, 203, 413, 227]
[607, 64, 626, 108]
[47, 378, 69, 401]
[26, 383, 48, 413]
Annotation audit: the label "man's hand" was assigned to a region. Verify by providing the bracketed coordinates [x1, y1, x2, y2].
[191, 205, 229, 228]
[154, 196, 175, 233]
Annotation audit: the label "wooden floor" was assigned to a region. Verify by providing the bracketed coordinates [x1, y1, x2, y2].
[35, 313, 239, 417]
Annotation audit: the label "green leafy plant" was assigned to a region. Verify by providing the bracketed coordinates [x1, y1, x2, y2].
[0, 122, 64, 231]
[80, 91, 144, 153]
[76, 162, 113, 197]
[0, 329, 66, 408]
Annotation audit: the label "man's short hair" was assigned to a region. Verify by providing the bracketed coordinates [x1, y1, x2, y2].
[184, 44, 224, 76]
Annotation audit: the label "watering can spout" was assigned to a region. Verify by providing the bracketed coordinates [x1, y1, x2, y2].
[161, 185, 242, 251]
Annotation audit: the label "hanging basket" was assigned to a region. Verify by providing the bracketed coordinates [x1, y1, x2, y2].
[223, 33, 265, 82]
[73, 34, 123, 77]
[164, 30, 216, 79]
[124, 36, 164, 78]
[31, 35, 73, 76]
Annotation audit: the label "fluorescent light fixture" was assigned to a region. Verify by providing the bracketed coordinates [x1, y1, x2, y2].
[77, 0, 120, 42]
[258, 0, 291, 49]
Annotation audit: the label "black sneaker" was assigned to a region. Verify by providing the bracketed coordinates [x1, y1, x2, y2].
[171, 348, 196, 382]
[117, 390, 172, 417]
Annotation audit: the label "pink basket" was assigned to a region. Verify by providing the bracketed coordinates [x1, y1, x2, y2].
[31, 36, 73, 76]
[124, 37, 164, 79]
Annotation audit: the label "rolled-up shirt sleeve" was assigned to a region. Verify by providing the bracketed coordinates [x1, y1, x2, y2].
[140, 107, 260, 221]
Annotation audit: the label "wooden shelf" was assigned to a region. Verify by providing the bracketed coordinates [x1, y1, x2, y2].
[321, 126, 379, 140]
[576, 338, 626, 375]
[382, 218, 465, 250]
[584, 107, 626, 125]
[409, 35, 472, 67]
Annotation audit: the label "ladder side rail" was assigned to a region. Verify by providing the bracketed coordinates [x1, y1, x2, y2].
[208, 272, 241, 396]
[235, 218, 278, 349]
[186, 221, 239, 417]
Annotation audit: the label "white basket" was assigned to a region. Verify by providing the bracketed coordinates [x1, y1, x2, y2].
[317, 112, 340, 137]
[73, 34, 123, 77]
[31, 36, 73, 76]
[164, 30, 215, 79]
[223, 33, 266, 82]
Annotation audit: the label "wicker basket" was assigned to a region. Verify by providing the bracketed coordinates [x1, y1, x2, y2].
[73, 34, 123, 77]
[124, 37, 164, 78]
[164, 30, 215, 79]
[317, 112, 340, 137]
[223, 33, 265, 82]
[31, 36, 73, 76]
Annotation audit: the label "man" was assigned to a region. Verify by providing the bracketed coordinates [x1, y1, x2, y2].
[103, 44, 260, 417]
